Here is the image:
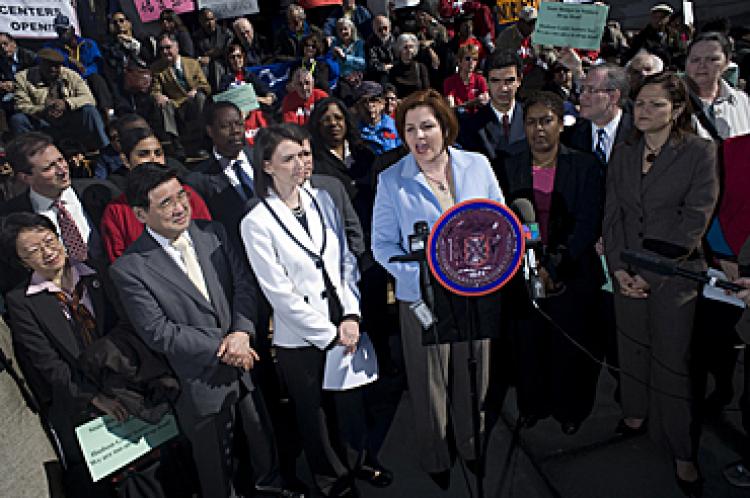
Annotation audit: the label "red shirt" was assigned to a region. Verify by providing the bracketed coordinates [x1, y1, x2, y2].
[100, 184, 211, 262]
[443, 73, 488, 110]
[281, 89, 329, 126]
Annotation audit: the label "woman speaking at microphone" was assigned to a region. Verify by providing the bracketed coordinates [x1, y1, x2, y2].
[371, 89, 504, 489]
[500, 91, 604, 435]
[604, 72, 718, 497]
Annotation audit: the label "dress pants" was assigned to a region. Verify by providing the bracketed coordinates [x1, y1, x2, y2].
[399, 301, 489, 473]
[614, 271, 698, 461]
[176, 385, 281, 498]
[276, 345, 366, 496]
[10, 104, 109, 150]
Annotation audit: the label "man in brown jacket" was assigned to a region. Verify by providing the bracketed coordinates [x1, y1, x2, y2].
[151, 33, 211, 156]
[11, 48, 109, 150]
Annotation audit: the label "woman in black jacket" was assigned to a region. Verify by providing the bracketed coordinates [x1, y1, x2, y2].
[500, 91, 605, 435]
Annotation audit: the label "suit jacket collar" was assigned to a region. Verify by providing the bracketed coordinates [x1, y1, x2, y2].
[262, 188, 325, 256]
[136, 224, 220, 316]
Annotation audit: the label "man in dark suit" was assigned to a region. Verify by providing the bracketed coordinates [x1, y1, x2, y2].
[0, 132, 117, 294]
[457, 50, 527, 184]
[110, 165, 299, 498]
[563, 63, 633, 165]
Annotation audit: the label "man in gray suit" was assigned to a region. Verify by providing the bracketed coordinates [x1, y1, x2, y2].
[110, 165, 300, 498]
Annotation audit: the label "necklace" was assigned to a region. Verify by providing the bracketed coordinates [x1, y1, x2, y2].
[422, 169, 449, 192]
[644, 142, 662, 163]
[291, 204, 305, 217]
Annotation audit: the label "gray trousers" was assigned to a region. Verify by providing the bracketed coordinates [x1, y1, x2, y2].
[399, 301, 490, 473]
[614, 272, 698, 461]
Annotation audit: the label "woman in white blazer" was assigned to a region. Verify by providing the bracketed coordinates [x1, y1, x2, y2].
[371, 89, 504, 488]
[240, 124, 368, 498]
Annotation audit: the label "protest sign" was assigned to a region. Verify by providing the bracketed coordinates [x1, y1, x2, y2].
[683, 1, 694, 26]
[213, 83, 260, 114]
[197, 0, 258, 20]
[531, 2, 609, 51]
[0, 0, 79, 39]
[133, 0, 195, 24]
[496, 0, 540, 25]
[75, 414, 179, 482]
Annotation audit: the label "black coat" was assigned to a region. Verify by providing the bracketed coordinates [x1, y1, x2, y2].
[561, 109, 634, 166]
[501, 144, 605, 291]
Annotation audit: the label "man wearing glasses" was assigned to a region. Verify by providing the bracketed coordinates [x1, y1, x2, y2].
[563, 63, 633, 166]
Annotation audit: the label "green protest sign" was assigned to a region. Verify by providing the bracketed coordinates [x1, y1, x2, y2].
[531, 2, 609, 51]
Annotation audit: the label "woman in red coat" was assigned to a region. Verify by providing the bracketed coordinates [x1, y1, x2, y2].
[100, 127, 211, 262]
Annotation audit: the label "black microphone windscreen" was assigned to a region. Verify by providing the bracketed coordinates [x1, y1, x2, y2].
[620, 250, 677, 276]
[510, 198, 536, 224]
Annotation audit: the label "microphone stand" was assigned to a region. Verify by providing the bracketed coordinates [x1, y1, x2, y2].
[465, 295, 485, 498]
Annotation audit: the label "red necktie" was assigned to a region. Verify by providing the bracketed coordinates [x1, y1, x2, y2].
[502, 114, 510, 140]
[53, 200, 88, 261]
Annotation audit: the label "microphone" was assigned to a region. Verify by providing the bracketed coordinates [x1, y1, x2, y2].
[510, 199, 545, 299]
[388, 221, 429, 263]
[621, 250, 746, 293]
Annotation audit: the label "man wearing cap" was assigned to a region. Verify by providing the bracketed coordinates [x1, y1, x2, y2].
[45, 13, 114, 119]
[354, 81, 401, 155]
[11, 48, 110, 150]
[494, 6, 537, 56]
[625, 3, 673, 62]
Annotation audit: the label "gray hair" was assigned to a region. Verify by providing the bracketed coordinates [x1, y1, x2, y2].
[336, 17, 359, 41]
[590, 62, 630, 107]
[625, 49, 664, 74]
[395, 33, 418, 59]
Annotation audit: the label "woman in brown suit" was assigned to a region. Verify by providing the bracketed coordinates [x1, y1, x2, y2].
[603, 71, 718, 497]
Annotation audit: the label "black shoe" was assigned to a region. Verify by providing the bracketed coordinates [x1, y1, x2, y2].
[254, 485, 306, 497]
[428, 470, 451, 490]
[675, 472, 703, 497]
[561, 421, 580, 435]
[615, 418, 647, 437]
[356, 464, 393, 488]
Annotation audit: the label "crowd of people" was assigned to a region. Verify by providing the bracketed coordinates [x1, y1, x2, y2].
[1, 1, 750, 497]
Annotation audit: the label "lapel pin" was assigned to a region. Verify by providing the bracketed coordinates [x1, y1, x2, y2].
[92, 279, 101, 289]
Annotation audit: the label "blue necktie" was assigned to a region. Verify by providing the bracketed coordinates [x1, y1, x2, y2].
[595, 128, 607, 163]
[232, 160, 253, 200]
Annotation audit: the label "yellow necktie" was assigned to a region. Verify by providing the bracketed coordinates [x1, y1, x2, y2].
[171, 234, 210, 301]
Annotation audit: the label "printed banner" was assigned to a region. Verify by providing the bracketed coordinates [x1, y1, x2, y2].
[196, 0, 258, 20]
[531, 2, 609, 51]
[133, 0, 195, 24]
[76, 414, 179, 482]
[496, 0, 540, 26]
[0, 0, 79, 39]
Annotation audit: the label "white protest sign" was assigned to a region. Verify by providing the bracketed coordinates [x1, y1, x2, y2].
[197, 0, 258, 20]
[531, 2, 609, 51]
[0, 0, 79, 39]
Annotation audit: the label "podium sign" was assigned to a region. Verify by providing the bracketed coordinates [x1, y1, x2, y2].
[427, 199, 524, 297]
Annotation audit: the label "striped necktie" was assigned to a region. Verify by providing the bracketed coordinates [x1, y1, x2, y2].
[595, 128, 607, 163]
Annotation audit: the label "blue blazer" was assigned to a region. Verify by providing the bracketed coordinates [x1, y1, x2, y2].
[371, 147, 505, 302]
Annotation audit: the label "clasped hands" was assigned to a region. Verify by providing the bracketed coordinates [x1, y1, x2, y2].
[217, 331, 259, 371]
[614, 270, 650, 299]
[45, 98, 66, 119]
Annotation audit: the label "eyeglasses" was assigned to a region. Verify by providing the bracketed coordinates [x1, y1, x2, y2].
[19, 234, 61, 260]
[580, 85, 614, 94]
[155, 189, 190, 212]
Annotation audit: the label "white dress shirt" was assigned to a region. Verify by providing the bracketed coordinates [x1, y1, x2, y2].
[590, 109, 622, 163]
[29, 186, 92, 244]
[214, 148, 253, 189]
[146, 226, 196, 275]
[490, 101, 516, 126]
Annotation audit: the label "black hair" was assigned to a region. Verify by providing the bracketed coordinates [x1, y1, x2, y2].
[307, 96, 362, 149]
[0, 212, 58, 271]
[57, 138, 86, 159]
[522, 91, 565, 120]
[125, 163, 179, 209]
[204, 101, 242, 127]
[5, 132, 55, 175]
[159, 9, 188, 32]
[252, 125, 305, 198]
[119, 127, 158, 163]
[688, 31, 732, 60]
[485, 49, 523, 78]
[112, 113, 152, 137]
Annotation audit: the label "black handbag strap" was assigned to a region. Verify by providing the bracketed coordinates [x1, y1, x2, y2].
[259, 188, 344, 325]
[689, 91, 722, 142]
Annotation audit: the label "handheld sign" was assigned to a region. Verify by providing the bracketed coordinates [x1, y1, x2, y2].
[531, 2, 609, 51]
[427, 199, 524, 297]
